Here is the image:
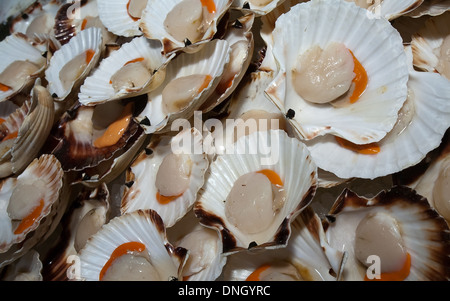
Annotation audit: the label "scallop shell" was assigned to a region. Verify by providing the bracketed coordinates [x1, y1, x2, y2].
[40, 183, 110, 281]
[79, 36, 173, 106]
[167, 210, 227, 281]
[194, 130, 318, 254]
[265, 0, 409, 145]
[221, 207, 346, 281]
[136, 39, 230, 134]
[410, 11, 450, 79]
[78, 209, 188, 281]
[231, 0, 287, 16]
[53, 0, 99, 45]
[0, 81, 55, 178]
[406, 0, 450, 18]
[303, 46, 450, 179]
[200, 13, 255, 113]
[323, 186, 450, 281]
[0, 154, 64, 268]
[49, 100, 142, 172]
[97, 0, 143, 37]
[139, 0, 233, 55]
[121, 127, 209, 228]
[394, 131, 450, 224]
[1, 249, 43, 281]
[211, 70, 298, 157]
[0, 33, 47, 102]
[45, 27, 103, 102]
[346, 0, 424, 20]
[10, 1, 60, 39]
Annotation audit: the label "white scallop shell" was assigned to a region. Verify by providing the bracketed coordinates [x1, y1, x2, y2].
[200, 13, 255, 113]
[78, 209, 188, 281]
[324, 186, 450, 281]
[97, 0, 143, 37]
[0, 154, 64, 266]
[0, 81, 55, 179]
[410, 11, 450, 79]
[137, 39, 230, 134]
[139, 0, 233, 54]
[167, 210, 227, 281]
[194, 130, 318, 254]
[121, 127, 209, 228]
[265, 0, 409, 145]
[304, 46, 450, 179]
[221, 208, 346, 281]
[0, 33, 47, 102]
[46, 27, 103, 101]
[10, 1, 60, 38]
[79, 36, 174, 106]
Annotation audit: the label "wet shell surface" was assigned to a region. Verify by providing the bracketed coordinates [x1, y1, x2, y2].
[121, 127, 209, 228]
[0, 33, 47, 102]
[79, 36, 173, 106]
[265, 0, 409, 145]
[195, 130, 317, 254]
[137, 38, 230, 134]
[45, 27, 103, 101]
[304, 46, 450, 179]
[324, 186, 450, 281]
[0, 249, 43, 281]
[406, 0, 450, 17]
[139, 0, 233, 54]
[0, 154, 64, 267]
[78, 209, 188, 281]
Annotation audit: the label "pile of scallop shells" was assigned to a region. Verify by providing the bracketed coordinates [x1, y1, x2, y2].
[0, 0, 449, 281]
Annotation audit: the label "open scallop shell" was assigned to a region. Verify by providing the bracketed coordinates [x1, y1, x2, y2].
[194, 130, 318, 254]
[139, 0, 233, 55]
[78, 209, 188, 281]
[10, 1, 61, 40]
[53, 0, 99, 45]
[49, 100, 142, 172]
[265, 0, 409, 145]
[45, 27, 103, 102]
[167, 209, 227, 281]
[221, 207, 346, 281]
[0, 154, 64, 268]
[411, 11, 450, 79]
[121, 127, 209, 228]
[97, 0, 143, 37]
[303, 46, 450, 179]
[0, 33, 47, 102]
[200, 13, 255, 113]
[137, 39, 230, 134]
[40, 183, 110, 281]
[211, 70, 298, 157]
[0, 81, 55, 179]
[79, 36, 173, 106]
[323, 186, 450, 281]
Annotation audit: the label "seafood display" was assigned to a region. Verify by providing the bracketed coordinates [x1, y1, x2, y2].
[0, 0, 449, 282]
